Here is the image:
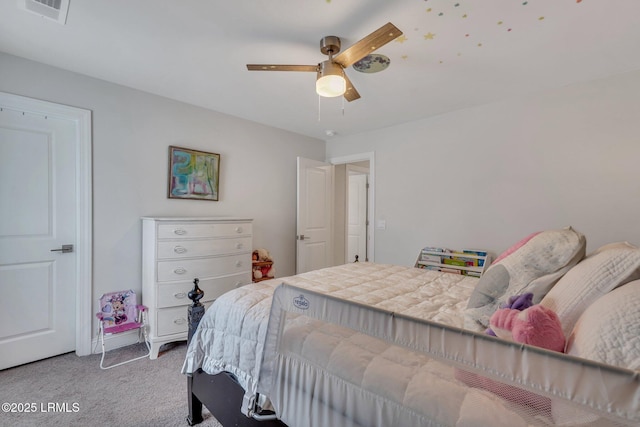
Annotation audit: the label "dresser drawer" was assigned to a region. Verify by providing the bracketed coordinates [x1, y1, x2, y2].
[157, 253, 250, 282]
[156, 272, 251, 308]
[156, 302, 213, 337]
[156, 236, 251, 259]
[157, 222, 251, 239]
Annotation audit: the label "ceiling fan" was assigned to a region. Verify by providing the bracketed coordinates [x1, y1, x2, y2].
[247, 22, 403, 102]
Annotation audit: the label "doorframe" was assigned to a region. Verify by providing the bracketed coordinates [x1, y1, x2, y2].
[329, 152, 375, 262]
[0, 92, 93, 356]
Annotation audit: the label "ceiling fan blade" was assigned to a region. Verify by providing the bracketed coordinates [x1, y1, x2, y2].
[247, 64, 318, 72]
[333, 22, 403, 69]
[343, 73, 360, 102]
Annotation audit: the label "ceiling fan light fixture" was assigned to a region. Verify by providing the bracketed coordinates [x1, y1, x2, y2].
[247, 23, 403, 102]
[316, 60, 346, 97]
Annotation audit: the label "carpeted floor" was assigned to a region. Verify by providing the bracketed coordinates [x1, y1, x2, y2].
[0, 342, 222, 427]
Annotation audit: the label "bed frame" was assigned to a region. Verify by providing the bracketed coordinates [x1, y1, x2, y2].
[186, 369, 286, 426]
[186, 279, 286, 427]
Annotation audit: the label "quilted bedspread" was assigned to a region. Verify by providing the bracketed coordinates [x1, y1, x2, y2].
[182, 262, 479, 403]
[182, 262, 637, 426]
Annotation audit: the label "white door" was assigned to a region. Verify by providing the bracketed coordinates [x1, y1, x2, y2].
[296, 157, 334, 274]
[0, 99, 80, 369]
[347, 171, 368, 263]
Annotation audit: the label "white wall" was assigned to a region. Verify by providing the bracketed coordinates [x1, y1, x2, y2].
[4, 49, 640, 340]
[0, 52, 325, 334]
[327, 69, 640, 266]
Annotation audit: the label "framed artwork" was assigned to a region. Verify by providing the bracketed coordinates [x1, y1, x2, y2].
[168, 146, 220, 201]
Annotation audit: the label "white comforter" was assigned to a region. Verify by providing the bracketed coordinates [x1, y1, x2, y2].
[182, 263, 479, 404]
[183, 262, 639, 427]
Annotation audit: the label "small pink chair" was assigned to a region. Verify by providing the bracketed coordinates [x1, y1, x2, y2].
[95, 290, 150, 369]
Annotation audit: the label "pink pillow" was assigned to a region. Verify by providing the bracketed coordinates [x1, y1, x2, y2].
[492, 231, 541, 265]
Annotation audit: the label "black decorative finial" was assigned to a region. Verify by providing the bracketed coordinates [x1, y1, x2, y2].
[187, 278, 206, 345]
[354, 255, 359, 263]
[188, 278, 204, 306]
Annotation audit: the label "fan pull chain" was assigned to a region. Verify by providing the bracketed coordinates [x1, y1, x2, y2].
[318, 95, 321, 122]
[342, 96, 345, 116]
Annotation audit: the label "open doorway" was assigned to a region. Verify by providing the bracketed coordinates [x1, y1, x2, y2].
[346, 163, 369, 262]
[329, 153, 374, 265]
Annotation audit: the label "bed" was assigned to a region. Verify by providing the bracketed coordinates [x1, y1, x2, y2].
[182, 228, 640, 427]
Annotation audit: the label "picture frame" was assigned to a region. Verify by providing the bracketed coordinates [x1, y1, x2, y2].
[168, 146, 220, 201]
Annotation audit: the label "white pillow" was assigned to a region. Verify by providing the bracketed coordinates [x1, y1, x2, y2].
[566, 279, 640, 370]
[540, 242, 640, 337]
[464, 227, 586, 331]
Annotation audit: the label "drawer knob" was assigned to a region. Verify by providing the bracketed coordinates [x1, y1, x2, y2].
[235, 260, 242, 268]
[174, 318, 186, 325]
[174, 228, 187, 235]
[235, 226, 243, 234]
[174, 246, 187, 254]
[174, 267, 187, 275]
[236, 242, 243, 249]
[174, 292, 186, 299]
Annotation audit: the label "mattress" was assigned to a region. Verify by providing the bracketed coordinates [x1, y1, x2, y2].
[182, 263, 479, 410]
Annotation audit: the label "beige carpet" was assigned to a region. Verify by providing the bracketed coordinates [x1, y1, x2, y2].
[0, 342, 222, 427]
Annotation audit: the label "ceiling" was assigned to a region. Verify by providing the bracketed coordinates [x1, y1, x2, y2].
[2, 1, 640, 140]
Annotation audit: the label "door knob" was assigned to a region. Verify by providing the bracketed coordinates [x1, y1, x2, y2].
[51, 244, 73, 253]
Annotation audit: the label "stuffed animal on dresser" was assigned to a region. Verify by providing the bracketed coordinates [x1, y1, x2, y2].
[252, 248, 275, 280]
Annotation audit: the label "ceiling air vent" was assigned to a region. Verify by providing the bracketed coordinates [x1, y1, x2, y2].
[18, 0, 70, 25]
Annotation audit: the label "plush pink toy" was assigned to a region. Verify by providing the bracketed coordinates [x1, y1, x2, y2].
[486, 292, 534, 337]
[490, 304, 565, 352]
[455, 300, 566, 411]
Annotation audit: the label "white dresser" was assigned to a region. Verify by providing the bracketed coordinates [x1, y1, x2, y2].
[141, 217, 253, 359]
